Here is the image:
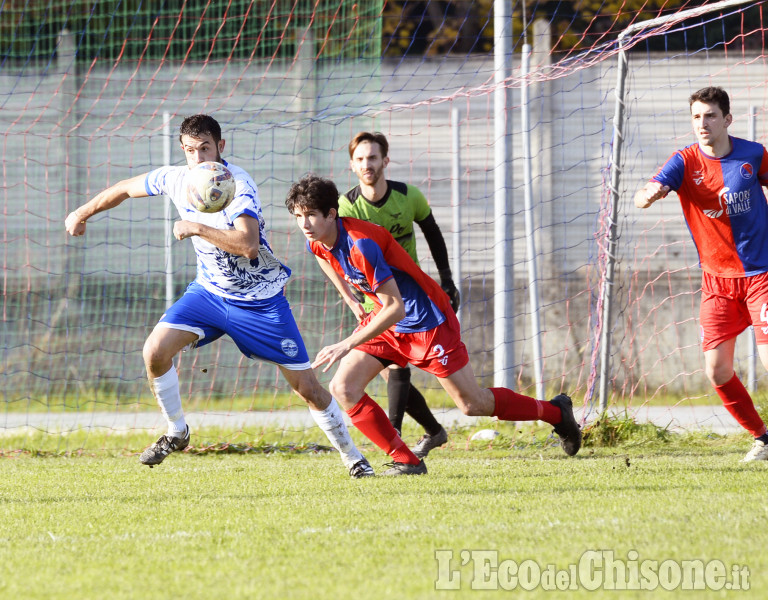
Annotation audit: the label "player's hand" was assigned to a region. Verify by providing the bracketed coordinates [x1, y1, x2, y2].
[349, 301, 367, 323]
[348, 289, 367, 321]
[173, 220, 197, 241]
[634, 182, 670, 209]
[441, 278, 460, 312]
[65, 211, 87, 237]
[312, 342, 351, 372]
[345, 288, 368, 322]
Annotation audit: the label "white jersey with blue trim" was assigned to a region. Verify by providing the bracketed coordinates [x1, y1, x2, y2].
[144, 160, 290, 300]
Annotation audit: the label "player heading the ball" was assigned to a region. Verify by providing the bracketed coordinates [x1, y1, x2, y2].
[64, 114, 374, 478]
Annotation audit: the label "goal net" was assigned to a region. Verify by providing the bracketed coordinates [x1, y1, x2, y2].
[2, 0, 766, 451]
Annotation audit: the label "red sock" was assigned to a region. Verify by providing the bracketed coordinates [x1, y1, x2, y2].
[490, 387, 562, 425]
[714, 374, 767, 437]
[346, 394, 420, 464]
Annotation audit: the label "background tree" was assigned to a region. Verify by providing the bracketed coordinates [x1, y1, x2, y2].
[381, 0, 767, 57]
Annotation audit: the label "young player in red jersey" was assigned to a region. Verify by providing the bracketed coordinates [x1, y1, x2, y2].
[635, 86, 768, 461]
[339, 131, 458, 457]
[286, 174, 581, 475]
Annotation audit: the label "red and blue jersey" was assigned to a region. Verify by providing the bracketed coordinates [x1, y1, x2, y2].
[308, 217, 451, 333]
[652, 136, 768, 277]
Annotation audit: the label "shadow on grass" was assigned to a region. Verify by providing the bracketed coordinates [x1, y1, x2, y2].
[1, 442, 335, 459]
[186, 442, 334, 455]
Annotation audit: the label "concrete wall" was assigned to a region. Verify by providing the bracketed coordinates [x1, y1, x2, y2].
[3, 27, 768, 403]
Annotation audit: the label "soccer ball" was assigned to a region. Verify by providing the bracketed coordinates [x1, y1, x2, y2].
[186, 161, 236, 213]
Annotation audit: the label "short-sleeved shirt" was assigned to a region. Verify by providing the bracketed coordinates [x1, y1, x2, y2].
[144, 160, 291, 300]
[308, 217, 451, 334]
[338, 180, 432, 264]
[652, 137, 768, 277]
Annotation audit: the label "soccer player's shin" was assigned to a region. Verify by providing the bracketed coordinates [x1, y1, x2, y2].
[151, 366, 188, 437]
[386, 367, 410, 433]
[387, 368, 443, 437]
[714, 374, 768, 437]
[347, 394, 420, 465]
[309, 399, 365, 468]
[490, 387, 561, 424]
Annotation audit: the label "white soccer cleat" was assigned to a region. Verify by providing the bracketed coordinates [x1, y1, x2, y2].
[742, 439, 768, 462]
[348, 458, 375, 479]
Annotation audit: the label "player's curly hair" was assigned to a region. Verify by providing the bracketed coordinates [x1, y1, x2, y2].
[348, 131, 389, 158]
[179, 114, 222, 144]
[285, 173, 339, 218]
[689, 87, 730, 118]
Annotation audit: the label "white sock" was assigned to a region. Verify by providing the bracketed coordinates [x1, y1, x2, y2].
[309, 399, 364, 469]
[151, 367, 187, 438]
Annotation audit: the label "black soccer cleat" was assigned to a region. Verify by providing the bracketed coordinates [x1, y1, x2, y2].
[381, 459, 428, 476]
[412, 426, 448, 459]
[140, 426, 190, 467]
[349, 457, 375, 479]
[549, 394, 582, 456]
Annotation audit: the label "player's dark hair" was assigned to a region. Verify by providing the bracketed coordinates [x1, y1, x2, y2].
[348, 131, 389, 158]
[285, 173, 339, 218]
[689, 87, 730, 117]
[179, 114, 222, 144]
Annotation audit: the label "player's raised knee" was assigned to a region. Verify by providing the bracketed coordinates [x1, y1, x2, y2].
[142, 337, 175, 375]
[329, 377, 363, 407]
[142, 338, 162, 369]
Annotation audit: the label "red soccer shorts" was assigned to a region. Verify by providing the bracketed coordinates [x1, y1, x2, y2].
[699, 270, 768, 352]
[354, 309, 469, 377]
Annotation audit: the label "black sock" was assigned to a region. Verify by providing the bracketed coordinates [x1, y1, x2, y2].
[757, 432, 768, 444]
[386, 367, 411, 433]
[405, 385, 443, 437]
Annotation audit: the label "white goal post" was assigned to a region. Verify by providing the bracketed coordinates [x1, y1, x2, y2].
[598, 0, 760, 412]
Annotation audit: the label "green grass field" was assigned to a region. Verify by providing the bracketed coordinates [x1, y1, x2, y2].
[1, 420, 766, 600]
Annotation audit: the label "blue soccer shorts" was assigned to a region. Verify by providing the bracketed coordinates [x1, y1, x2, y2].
[157, 281, 311, 369]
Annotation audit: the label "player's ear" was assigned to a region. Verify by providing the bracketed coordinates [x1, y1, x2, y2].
[724, 113, 733, 127]
[329, 207, 338, 220]
[383, 155, 390, 168]
[218, 139, 226, 154]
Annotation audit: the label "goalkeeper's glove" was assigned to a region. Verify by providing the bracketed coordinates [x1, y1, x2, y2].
[350, 287, 366, 304]
[439, 270, 460, 313]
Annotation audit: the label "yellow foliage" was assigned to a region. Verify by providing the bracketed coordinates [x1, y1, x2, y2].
[381, 0, 692, 55]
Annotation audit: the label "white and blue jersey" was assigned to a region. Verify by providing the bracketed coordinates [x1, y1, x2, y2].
[144, 160, 290, 300]
[144, 160, 309, 369]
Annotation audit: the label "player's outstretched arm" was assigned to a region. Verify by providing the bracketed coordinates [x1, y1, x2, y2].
[634, 181, 670, 209]
[64, 174, 149, 236]
[312, 278, 405, 372]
